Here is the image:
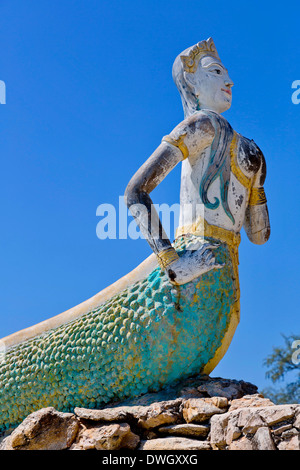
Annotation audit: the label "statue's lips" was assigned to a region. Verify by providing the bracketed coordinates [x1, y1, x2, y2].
[221, 88, 232, 96]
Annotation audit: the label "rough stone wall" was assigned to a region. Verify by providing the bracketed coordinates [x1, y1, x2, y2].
[0, 375, 299, 451]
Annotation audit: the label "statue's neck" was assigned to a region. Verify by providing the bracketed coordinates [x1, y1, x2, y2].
[182, 99, 221, 119]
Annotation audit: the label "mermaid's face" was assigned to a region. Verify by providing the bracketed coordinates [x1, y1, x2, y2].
[185, 55, 234, 113]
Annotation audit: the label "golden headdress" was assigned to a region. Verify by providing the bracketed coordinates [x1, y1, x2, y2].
[180, 37, 220, 74]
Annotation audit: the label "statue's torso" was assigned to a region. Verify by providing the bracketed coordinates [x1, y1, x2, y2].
[177, 116, 265, 234]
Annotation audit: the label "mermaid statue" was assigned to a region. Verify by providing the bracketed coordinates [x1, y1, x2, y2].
[0, 38, 270, 432]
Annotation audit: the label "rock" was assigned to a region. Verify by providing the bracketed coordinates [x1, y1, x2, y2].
[74, 405, 144, 422]
[229, 394, 274, 411]
[179, 387, 206, 399]
[228, 436, 253, 450]
[211, 397, 228, 408]
[8, 407, 79, 450]
[143, 430, 159, 440]
[95, 423, 139, 451]
[75, 399, 182, 431]
[158, 423, 209, 438]
[226, 416, 242, 444]
[252, 427, 276, 450]
[197, 378, 257, 400]
[293, 406, 300, 429]
[120, 429, 141, 451]
[210, 413, 230, 449]
[182, 398, 226, 423]
[137, 399, 182, 430]
[281, 427, 299, 440]
[277, 435, 300, 450]
[0, 435, 13, 450]
[237, 408, 265, 434]
[211, 404, 297, 451]
[272, 424, 293, 435]
[258, 405, 295, 426]
[69, 423, 96, 450]
[139, 437, 211, 450]
[70, 422, 139, 450]
[211, 411, 243, 447]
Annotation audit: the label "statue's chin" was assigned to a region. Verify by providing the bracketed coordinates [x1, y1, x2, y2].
[199, 99, 232, 115]
[217, 100, 232, 114]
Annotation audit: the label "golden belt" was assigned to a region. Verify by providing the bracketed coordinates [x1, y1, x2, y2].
[175, 217, 241, 291]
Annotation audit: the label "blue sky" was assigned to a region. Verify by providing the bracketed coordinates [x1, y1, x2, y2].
[1, 0, 299, 392]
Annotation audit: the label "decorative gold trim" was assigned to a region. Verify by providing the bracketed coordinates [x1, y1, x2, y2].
[230, 132, 252, 191]
[162, 133, 189, 160]
[201, 298, 240, 375]
[249, 187, 267, 206]
[156, 247, 179, 270]
[180, 38, 221, 74]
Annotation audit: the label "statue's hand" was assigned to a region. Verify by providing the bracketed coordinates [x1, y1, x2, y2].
[166, 242, 224, 286]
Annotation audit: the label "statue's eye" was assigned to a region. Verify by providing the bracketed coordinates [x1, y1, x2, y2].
[208, 67, 222, 75]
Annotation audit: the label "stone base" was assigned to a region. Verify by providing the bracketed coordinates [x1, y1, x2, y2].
[0, 375, 299, 451]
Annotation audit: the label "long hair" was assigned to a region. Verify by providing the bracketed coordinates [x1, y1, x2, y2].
[172, 46, 199, 118]
[199, 111, 235, 224]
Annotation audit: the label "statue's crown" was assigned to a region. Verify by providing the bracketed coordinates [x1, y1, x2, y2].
[180, 38, 220, 74]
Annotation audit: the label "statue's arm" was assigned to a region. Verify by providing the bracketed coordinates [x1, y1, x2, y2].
[243, 148, 271, 245]
[124, 140, 183, 256]
[124, 113, 215, 281]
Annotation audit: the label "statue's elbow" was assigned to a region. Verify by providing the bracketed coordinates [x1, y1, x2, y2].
[249, 226, 271, 245]
[124, 180, 141, 208]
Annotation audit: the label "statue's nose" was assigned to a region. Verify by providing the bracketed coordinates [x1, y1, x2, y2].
[225, 76, 234, 88]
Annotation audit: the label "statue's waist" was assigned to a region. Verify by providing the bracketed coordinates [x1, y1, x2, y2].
[175, 217, 241, 258]
[175, 217, 241, 297]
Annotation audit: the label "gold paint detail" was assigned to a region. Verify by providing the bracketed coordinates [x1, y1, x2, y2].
[180, 38, 221, 74]
[175, 217, 241, 375]
[230, 131, 252, 192]
[201, 299, 240, 375]
[249, 187, 267, 206]
[162, 133, 189, 160]
[156, 247, 180, 270]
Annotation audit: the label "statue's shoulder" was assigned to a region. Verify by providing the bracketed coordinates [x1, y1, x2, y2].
[171, 111, 215, 137]
[165, 111, 215, 156]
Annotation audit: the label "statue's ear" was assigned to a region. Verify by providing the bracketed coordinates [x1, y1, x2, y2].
[183, 71, 197, 94]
